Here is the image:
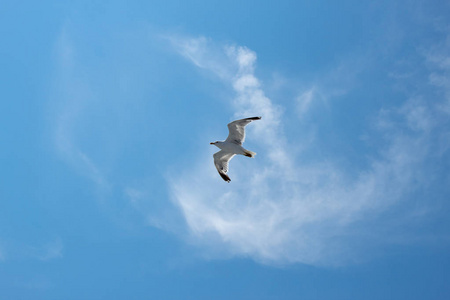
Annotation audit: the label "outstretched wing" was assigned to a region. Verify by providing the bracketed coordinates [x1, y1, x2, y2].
[225, 116, 261, 145]
[213, 150, 236, 182]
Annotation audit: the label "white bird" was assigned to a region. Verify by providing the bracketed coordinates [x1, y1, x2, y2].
[210, 116, 261, 182]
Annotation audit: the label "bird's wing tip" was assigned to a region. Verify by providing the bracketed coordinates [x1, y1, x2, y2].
[219, 171, 231, 182]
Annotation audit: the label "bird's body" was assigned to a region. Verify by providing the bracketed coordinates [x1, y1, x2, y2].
[210, 116, 261, 182]
[211, 141, 251, 156]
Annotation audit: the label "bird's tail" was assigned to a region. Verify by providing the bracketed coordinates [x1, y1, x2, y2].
[244, 150, 256, 158]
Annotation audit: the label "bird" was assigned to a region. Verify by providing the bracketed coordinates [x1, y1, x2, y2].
[210, 116, 261, 182]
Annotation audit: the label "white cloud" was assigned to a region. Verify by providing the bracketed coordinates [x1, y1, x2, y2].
[165, 34, 450, 266]
[296, 87, 323, 117]
[166, 36, 233, 80]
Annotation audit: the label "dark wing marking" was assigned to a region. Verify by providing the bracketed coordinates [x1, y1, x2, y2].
[219, 171, 231, 182]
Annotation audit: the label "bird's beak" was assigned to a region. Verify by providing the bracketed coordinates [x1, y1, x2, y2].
[210, 142, 214, 145]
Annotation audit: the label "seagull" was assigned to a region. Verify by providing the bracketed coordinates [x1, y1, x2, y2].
[210, 116, 261, 182]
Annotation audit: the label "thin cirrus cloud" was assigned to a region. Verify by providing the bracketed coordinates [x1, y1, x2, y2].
[28, 239, 64, 262]
[0, 239, 63, 262]
[166, 35, 450, 266]
[51, 27, 110, 191]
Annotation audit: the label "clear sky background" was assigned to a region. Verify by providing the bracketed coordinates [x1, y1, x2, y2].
[1, 0, 450, 299]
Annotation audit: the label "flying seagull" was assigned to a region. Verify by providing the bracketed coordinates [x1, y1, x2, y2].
[210, 116, 261, 182]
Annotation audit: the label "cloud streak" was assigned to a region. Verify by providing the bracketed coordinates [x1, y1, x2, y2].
[51, 26, 110, 191]
[27, 239, 64, 262]
[0, 238, 64, 262]
[166, 35, 450, 266]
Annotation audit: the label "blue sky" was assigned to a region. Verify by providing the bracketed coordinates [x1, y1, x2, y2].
[1, 0, 450, 298]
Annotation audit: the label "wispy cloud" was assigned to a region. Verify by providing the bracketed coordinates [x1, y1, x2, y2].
[295, 86, 325, 117]
[51, 26, 110, 191]
[0, 238, 64, 262]
[14, 276, 54, 290]
[28, 239, 64, 261]
[165, 35, 233, 80]
[165, 34, 450, 266]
